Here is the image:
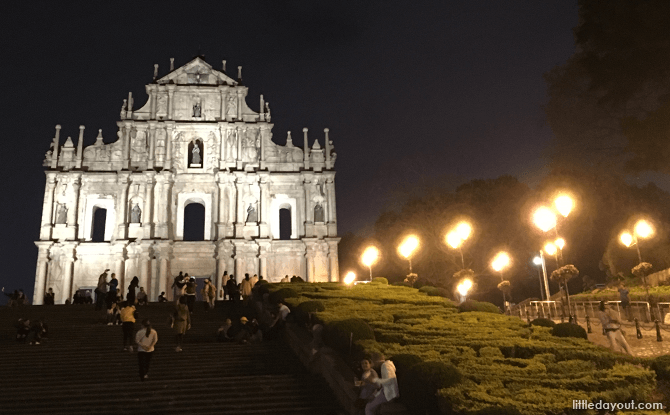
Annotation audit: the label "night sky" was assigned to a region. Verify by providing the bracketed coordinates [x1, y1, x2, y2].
[0, 1, 578, 300]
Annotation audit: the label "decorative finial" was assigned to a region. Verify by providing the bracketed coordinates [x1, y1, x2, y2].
[120, 99, 127, 120]
[222, 60, 226, 72]
[286, 131, 292, 144]
[237, 66, 242, 81]
[265, 102, 271, 122]
[153, 64, 159, 80]
[170, 58, 175, 71]
[260, 94, 265, 114]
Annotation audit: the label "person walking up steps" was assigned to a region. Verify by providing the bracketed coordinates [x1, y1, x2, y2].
[184, 276, 196, 313]
[173, 296, 191, 352]
[202, 279, 216, 311]
[135, 319, 157, 381]
[95, 269, 109, 311]
[120, 301, 137, 352]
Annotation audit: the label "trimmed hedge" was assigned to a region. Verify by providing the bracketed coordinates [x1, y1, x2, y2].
[390, 353, 423, 375]
[268, 287, 299, 304]
[457, 300, 500, 314]
[372, 277, 389, 285]
[322, 318, 375, 355]
[530, 318, 556, 328]
[651, 355, 670, 382]
[403, 361, 462, 415]
[292, 300, 326, 325]
[551, 323, 588, 340]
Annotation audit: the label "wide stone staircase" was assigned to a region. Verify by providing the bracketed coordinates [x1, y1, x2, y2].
[0, 302, 342, 415]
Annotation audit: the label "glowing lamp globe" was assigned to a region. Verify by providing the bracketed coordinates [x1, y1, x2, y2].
[554, 194, 574, 218]
[532, 256, 542, 266]
[361, 246, 380, 268]
[398, 235, 419, 259]
[457, 278, 473, 297]
[533, 207, 557, 232]
[455, 222, 472, 241]
[446, 231, 462, 249]
[544, 242, 557, 256]
[555, 238, 565, 250]
[491, 252, 510, 272]
[634, 220, 653, 239]
[620, 232, 633, 247]
[343, 272, 356, 285]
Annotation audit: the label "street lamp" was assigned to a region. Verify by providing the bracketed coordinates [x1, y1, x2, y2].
[344, 272, 356, 286]
[492, 252, 511, 313]
[456, 278, 473, 303]
[533, 207, 557, 233]
[398, 235, 419, 273]
[446, 221, 471, 268]
[620, 219, 655, 304]
[361, 246, 380, 281]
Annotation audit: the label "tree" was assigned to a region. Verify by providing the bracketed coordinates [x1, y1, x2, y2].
[545, 1, 670, 173]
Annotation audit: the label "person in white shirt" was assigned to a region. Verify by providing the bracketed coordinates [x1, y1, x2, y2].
[135, 319, 158, 381]
[365, 353, 399, 415]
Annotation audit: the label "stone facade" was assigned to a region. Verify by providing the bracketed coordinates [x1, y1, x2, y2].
[34, 57, 339, 304]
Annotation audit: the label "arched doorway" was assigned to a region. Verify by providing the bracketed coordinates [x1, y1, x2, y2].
[91, 207, 107, 242]
[279, 207, 292, 240]
[183, 202, 205, 241]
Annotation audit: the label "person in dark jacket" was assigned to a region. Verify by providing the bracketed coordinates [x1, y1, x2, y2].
[127, 276, 139, 305]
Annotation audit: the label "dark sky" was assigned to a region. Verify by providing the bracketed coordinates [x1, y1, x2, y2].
[0, 1, 578, 300]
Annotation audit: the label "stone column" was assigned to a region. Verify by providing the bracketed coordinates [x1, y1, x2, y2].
[327, 240, 340, 282]
[259, 175, 270, 238]
[60, 246, 76, 304]
[219, 86, 228, 121]
[148, 122, 157, 169]
[76, 125, 84, 169]
[143, 172, 155, 238]
[149, 86, 157, 120]
[77, 177, 88, 240]
[33, 242, 51, 305]
[111, 242, 126, 291]
[297, 191, 306, 237]
[153, 173, 170, 239]
[123, 122, 133, 169]
[164, 122, 174, 170]
[40, 173, 57, 240]
[215, 239, 233, 299]
[167, 85, 175, 121]
[51, 125, 61, 169]
[236, 89, 243, 120]
[140, 254, 150, 298]
[304, 175, 314, 224]
[236, 127, 243, 169]
[306, 251, 314, 283]
[326, 176, 337, 236]
[67, 176, 81, 229]
[115, 173, 130, 240]
[157, 247, 170, 300]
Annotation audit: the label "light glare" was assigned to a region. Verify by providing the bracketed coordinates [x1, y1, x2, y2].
[361, 246, 380, 267]
[634, 220, 653, 239]
[620, 232, 633, 247]
[456, 222, 472, 241]
[533, 207, 557, 232]
[344, 272, 356, 285]
[491, 252, 510, 272]
[398, 235, 419, 259]
[457, 278, 473, 297]
[544, 242, 557, 256]
[554, 194, 573, 218]
[555, 238, 565, 250]
[446, 231, 462, 249]
[532, 256, 542, 266]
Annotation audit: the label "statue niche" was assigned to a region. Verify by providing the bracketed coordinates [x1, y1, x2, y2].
[130, 203, 142, 223]
[314, 202, 325, 223]
[188, 139, 203, 168]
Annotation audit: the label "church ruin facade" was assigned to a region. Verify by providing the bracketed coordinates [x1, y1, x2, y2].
[34, 57, 340, 304]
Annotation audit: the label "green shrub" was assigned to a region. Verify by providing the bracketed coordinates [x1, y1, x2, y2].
[268, 287, 299, 304]
[402, 361, 462, 415]
[651, 355, 670, 381]
[457, 300, 500, 314]
[552, 323, 588, 340]
[530, 318, 556, 328]
[390, 353, 423, 375]
[291, 276, 305, 283]
[419, 286, 439, 295]
[392, 281, 412, 287]
[291, 300, 326, 325]
[478, 346, 503, 359]
[322, 318, 375, 355]
[371, 277, 389, 285]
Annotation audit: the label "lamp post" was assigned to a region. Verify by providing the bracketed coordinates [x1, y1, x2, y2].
[398, 235, 419, 274]
[620, 219, 654, 304]
[533, 256, 546, 301]
[492, 251, 511, 313]
[446, 221, 471, 268]
[361, 246, 380, 281]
